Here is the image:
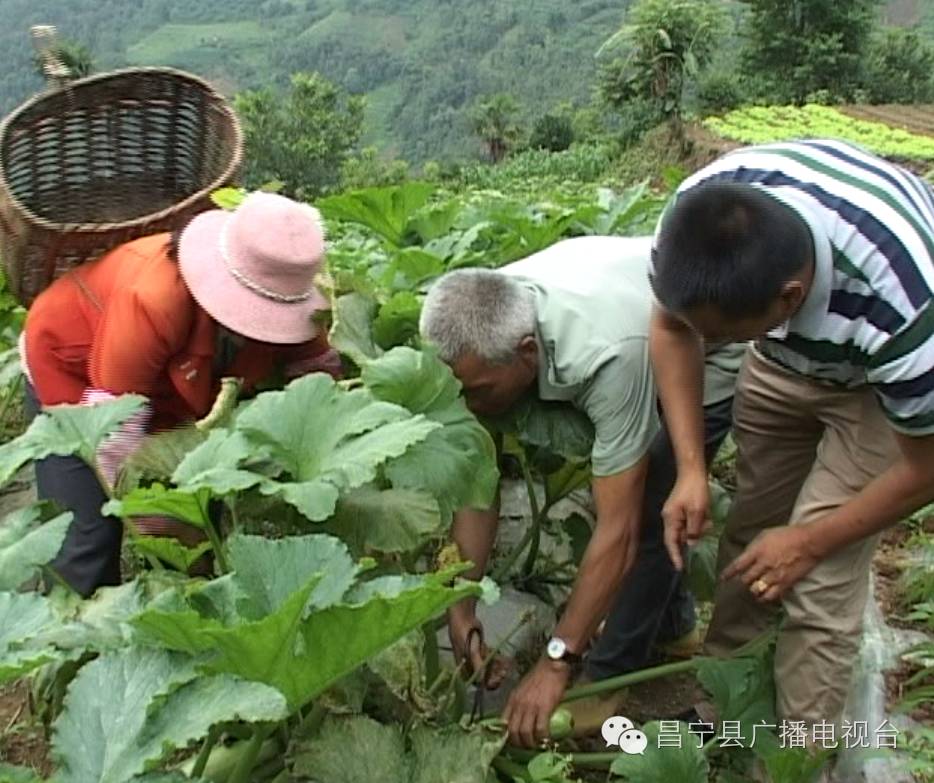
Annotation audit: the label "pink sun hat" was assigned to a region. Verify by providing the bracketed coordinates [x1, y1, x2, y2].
[178, 192, 329, 344]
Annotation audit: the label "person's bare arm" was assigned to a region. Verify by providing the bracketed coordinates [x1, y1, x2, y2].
[551, 459, 649, 652]
[447, 503, 501, 676]
[503, 456, 649, 747]
[649, 305, 708, 569]
[450, 504, 499, 608]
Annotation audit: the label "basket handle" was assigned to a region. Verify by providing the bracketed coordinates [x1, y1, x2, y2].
[30, 25, 73, 87]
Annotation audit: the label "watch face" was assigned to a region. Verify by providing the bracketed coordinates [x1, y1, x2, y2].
[546, 637, 567, 660]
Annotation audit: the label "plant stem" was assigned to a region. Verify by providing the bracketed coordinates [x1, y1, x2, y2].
[490, 524, 534, 582]
[503, 746, 619, 769]
[0, 373, 23, 432]
[228, 723, 273, 783]
[198, 495, 229, 574]
[422, 621, 440, 688]
[492, 755, 531, 781]
[519, 456, 542, 579]
[228, 497, 242, 533]
[467, 609, 533, 691]
[491, 454, 543, 583]
[191, 725, 221, 779]
[298, 702, 327, 737]
[560, 658, 700, 704]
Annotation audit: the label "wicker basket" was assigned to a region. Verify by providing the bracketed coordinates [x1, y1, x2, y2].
[0, 67, 243, 304]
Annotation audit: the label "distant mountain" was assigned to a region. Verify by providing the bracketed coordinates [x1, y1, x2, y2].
[1, 0, 929, 163]
[0, 0, 626, 162]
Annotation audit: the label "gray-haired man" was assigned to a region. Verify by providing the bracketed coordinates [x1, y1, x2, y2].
[420, 235, 743, 747]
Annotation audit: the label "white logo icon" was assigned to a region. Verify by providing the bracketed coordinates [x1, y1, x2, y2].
[601, 715, 634, 748]
[619, 728, 649, 755]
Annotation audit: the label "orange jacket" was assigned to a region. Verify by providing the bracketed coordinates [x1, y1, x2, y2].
[24, 233, 339, 430]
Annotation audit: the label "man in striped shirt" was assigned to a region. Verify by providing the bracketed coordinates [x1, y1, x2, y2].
[649, 139, 934, 736]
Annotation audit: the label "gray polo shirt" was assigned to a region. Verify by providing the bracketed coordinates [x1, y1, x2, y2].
[501, 235, 744, 476]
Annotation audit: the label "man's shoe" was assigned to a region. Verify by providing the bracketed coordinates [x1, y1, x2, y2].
[655, 627, 702, 659]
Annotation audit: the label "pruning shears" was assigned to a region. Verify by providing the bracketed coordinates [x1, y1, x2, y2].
[465, 625, 488, 724]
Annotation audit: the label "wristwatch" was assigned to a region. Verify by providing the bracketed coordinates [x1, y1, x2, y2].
[545, 636, 582, 665]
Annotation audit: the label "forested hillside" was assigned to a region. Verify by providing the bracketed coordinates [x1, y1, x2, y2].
[0, 0, 627, 160]
[1, 0, 932, 162]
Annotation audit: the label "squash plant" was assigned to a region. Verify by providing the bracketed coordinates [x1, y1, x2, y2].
[0, 182, 825, 783]
[0, 346, 505, 782]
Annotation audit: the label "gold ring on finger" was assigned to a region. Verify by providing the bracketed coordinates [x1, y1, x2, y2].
[752, 579, 770, 595]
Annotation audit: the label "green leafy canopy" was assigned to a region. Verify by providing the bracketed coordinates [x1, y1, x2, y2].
[132, 534, 482, 709]
[0, 395, 146, 487]
[172, 372, 441, 523]
[0, 504, 71, 591]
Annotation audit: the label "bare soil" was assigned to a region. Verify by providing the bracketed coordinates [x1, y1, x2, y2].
[839, 104, 934, 139]
[0, 681, 51, 775]
[875, 517, 934, 728]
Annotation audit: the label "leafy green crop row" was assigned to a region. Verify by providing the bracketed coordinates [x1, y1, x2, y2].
[0, 181, 840, 783]
[705, 104, 934, 161]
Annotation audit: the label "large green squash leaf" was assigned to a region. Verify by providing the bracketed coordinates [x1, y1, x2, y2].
[686, 534, 719, 603]
[291, 715, 408, 783]
[237, 373, 435, 486]
[103, 484, 213, 529]
[324, 486, 443, 556]
[0, 764, 43, 783]
[408, 724, 506, 783]
[0, 504, 71, 590]
[574, 183, 652, 236]
[366, 631, 437, 715]
[362, 347, 499, 517]
[687, 481, 733, 602]
[330, 292, 383, 367]
[129, 537, 212, 573]
[289, 716, 505, 783]
[224, 533, 360, 614]
[610, 721, 709, 782]
[0, 591, 60, 683]
[696, 649, 776, 727]
[116, 426, 208, 494]
[382, 248, 446, 291]
[489, 395, 595, 462]
[0, 395, 146, 486]
[372, 291, 422, 349]
[173, 374, 441, 522]
[52, 648, 288, 783]
[171, 430, 265, 496]
[318, 183, 434, 247]
[132, 534, 480, 709]
[752, 730, 832, 783]
[35, 576, 176, 653]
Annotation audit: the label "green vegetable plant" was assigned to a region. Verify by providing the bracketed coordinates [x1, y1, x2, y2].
[0, 178, 838, 783]
[0, 344, 504, 782]
[705, 105, 934, 162]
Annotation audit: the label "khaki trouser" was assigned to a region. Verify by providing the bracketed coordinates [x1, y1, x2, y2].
[705, 345, 899, 728]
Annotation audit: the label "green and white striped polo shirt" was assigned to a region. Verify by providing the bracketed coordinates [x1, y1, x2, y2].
[659, 139, 934, 435]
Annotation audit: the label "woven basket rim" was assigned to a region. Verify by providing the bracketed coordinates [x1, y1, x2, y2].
[0, 66, 243, 234]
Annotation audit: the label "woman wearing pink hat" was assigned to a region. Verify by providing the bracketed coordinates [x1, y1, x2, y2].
[20, 192, 340, 596]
